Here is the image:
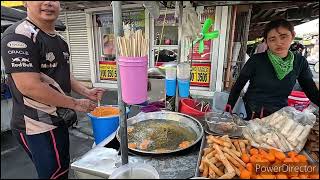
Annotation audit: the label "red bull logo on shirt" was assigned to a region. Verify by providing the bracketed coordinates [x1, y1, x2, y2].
[11, 57, 33, 67]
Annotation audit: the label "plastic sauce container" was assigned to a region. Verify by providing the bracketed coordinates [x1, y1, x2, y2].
[109, 163, 160, 179]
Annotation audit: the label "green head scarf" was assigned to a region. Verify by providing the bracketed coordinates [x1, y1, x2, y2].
[267, 50, 294, 80]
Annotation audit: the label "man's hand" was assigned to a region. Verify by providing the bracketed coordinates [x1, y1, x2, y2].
[73, 99, 97, 112]
[85, 88, 106, 101]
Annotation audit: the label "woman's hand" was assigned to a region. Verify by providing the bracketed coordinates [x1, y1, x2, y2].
[224, 104, 232, 113]
[85, 88, 106, 101]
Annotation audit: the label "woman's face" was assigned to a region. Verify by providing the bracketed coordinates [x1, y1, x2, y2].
[266, 26, 295, 58]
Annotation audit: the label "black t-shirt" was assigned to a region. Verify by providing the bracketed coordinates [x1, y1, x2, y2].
[1, 19, 71, 134]
[227, 51, 319, 115]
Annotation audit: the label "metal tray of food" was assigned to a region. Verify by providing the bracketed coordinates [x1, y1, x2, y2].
[302, 149, 319, 163]
[194, 136, 206, 178]
[194, 135, 317, 179]
[194, 133, 251, 179]
[116, 111, 204, 155]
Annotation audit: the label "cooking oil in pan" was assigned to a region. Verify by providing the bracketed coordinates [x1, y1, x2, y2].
[127, 119, 197, 152]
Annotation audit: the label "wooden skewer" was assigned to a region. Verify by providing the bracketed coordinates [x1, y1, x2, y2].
[128, 37, 131, 57]
[136, 35, 138, 57]
[118, 37, 122, 56]
[132, 36, 135, 57]
[124, 38, 128, 57]
[141, 37, 144, 57]
[138, 30, 141, 57]
[116, 29, 149, 58]
[117, 37, 122, 56]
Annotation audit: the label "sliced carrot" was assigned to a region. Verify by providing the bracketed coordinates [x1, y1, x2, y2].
[242, 154, 250, 163]
[247, 163, 254, 172]
[299, 174, 308, 179]
[251, 174, 257, 179]
[240, 169, 251, 179]
[296, 155, 308, 163]
[250, 148, 259, 155]
[256, 175, 263, 179]
[260, 174, 276, 179]
[292, 157, 300, 163]
[259, 149, 268, 157]
[265, 153, 276, 162]
[276, 173, 288, 179]
[290, 176, 300, 179]
[269, 149, 278, 155]
[283, 158, 293, 163]
[309, 174, 319, 179]
[250, 155, 257, 163]
[274, 151, 286, 161]
[288, 151, 298, 158]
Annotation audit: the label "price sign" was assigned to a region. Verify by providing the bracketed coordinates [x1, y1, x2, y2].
[190, 63, 211, 87]
[99, 61, 117, 80]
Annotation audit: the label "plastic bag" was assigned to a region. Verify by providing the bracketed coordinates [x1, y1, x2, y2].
[274, 106, 316, 126]
[143, 1, 160, 19]
[243, 106, 317, 153]
[181, 1, 201, 39]
[211, 91, 247, 119]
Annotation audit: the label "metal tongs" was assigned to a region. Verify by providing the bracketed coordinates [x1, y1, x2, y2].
[195, 100, 211, 112]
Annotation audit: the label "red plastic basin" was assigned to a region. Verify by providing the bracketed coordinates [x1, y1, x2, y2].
[179, 98, 211, 117]
[288, 91, 310, 111]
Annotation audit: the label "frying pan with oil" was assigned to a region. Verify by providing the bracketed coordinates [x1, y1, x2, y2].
[116, 111, 204, 155]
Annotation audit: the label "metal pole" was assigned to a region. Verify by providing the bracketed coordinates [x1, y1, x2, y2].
[240, 5, 252, 69]
[175, 1, 183, 112]
[112, 1, 128, 165]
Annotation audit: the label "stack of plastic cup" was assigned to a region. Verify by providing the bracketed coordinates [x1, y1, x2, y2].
[165, 67, 177, 96]
[177, 63, 191, 98]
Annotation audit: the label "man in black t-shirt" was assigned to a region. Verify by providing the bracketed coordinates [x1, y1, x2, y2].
[1, 1, 105, 179]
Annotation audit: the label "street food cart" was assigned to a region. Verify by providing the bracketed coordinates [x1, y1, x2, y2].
[70, 1, 319, 179]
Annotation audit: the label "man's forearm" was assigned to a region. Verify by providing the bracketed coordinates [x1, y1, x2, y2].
[70, 75, 90, 97]
[24, 82, 76, 109]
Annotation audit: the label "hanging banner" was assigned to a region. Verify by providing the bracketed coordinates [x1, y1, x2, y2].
[190, 63, 211, 87]
[1, 1, 23, 7]
[97, 11, 145, 27]
[99, 61, 117, 80]
[189, 40, 212, 60]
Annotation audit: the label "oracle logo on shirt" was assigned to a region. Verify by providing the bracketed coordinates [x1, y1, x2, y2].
[8, 50, 29, 55]
[7, 41, 27, 49]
